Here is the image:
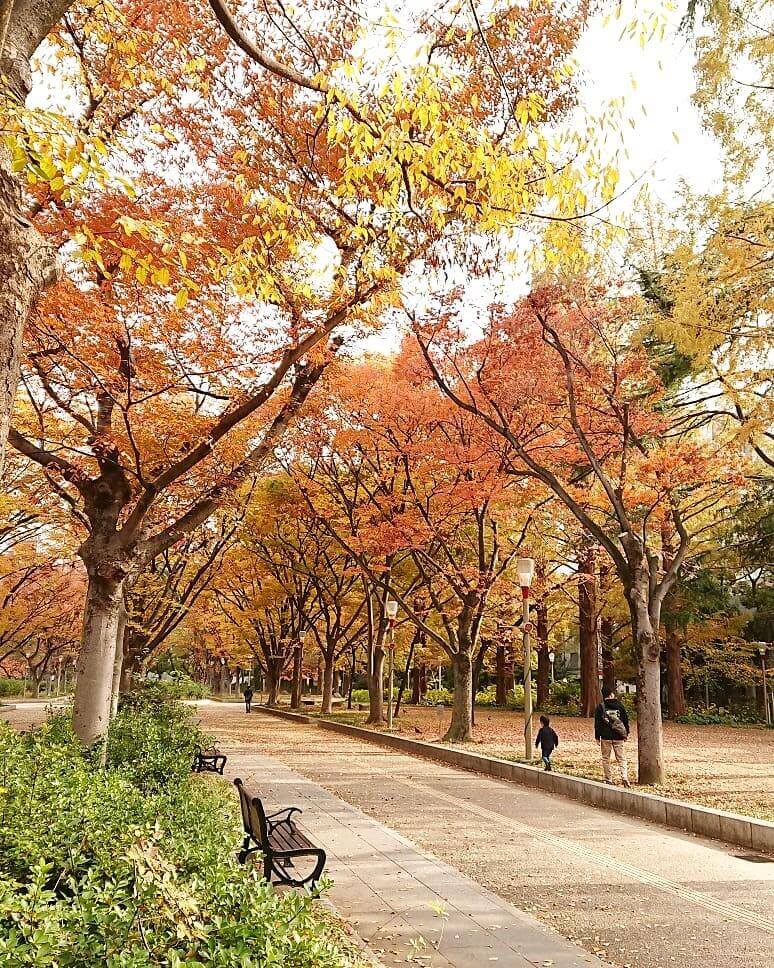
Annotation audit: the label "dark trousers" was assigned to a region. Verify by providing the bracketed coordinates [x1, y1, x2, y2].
[541, 753, 552, 771]
[244, 699, 252, 713]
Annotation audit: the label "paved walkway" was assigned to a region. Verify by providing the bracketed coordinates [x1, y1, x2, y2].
[229, 749, 606, 968]
[200, 705, 774, 968]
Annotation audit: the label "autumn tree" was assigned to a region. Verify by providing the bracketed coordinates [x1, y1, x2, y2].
[417, 283, 739, 782]
[120, 514, 239, 690]
[0, 553, 82, 683]
[239, 489, 370, 715]
[8, 0, 611, 746]
[286, 352, 532, 740]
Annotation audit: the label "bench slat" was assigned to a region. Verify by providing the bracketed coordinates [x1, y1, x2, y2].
[269, 824, 313, 852]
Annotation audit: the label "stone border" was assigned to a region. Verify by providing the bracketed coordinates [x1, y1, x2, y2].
[257, 705, 774, 856]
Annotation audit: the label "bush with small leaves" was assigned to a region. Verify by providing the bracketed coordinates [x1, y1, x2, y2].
[0, 702, 368, 967]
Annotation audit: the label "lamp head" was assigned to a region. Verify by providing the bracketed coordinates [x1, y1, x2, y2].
[516, 557, 535, 592]
[385, 599, 399, 621]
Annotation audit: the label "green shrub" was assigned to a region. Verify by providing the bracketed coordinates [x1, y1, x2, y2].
[139, 671, 210, 700]
[676, 705, 763, 726]
[349, 688, 397, 706]
[107, 692, 207, 790]
[0, 702, 367, 967]
[425, 688, 454, 706]
[549, 679, 580, 706]
[0, 678, 24, 698]
[505, 685, 527, 710]
[475, 685, 499, 706]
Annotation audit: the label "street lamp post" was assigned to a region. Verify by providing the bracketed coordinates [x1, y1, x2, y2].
[385, 599, 399, 729]
[757, 644, 771, 727]
[517, 557, 535, 760]
[548, 649, 556, 684]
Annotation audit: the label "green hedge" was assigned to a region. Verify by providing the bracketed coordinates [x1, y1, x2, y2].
[676, 705, 763, 726]
[0, 697, 366, 966]
[139, 672, 210, 699]
[0, 678, 24, 698]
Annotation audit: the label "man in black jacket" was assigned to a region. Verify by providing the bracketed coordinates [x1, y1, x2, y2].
[594, 687, 631, 787]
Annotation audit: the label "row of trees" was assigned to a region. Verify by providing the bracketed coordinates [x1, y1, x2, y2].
[0, 0, 770, 785]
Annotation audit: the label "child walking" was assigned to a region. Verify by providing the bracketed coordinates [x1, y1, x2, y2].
[535, 715, 559, 771]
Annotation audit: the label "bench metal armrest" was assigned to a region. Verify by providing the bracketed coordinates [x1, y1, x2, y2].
[266, 806, 302, 827]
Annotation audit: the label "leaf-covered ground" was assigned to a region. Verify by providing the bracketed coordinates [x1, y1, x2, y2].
[312, 704, 774, 821]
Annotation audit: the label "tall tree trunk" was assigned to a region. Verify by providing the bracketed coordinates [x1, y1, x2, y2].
[600, 615, 616, 696]
[266, 662, 280, 706]
[578, 546, 599, 716]
[536, 598, 550, 709]
[661, 524, 687, 720]
[219, 663, 229, 696]
[395, 631, 418, 717]
[411, 663, 421, 704]
[290, 643, 303, 710]
[321, 653, 334, 714]
[664, 620, 687, 719]
[495, 646, 507, 706]
[73, 574, 125, 746]
[366, 646, 384, 724]
[444, 651, 473, 742]
[629, 568, 664, 785]
[470, 640, 487, 726]
[419, 662, 428, 701]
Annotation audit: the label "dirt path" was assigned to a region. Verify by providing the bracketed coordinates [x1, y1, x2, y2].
[199, 704, 774, 968]
[313, 705, 774, 821]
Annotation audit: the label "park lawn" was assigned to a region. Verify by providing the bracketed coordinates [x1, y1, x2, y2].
[286, 703, 774, 822]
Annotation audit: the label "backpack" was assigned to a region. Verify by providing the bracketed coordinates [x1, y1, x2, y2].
[602, 701, 627, 739]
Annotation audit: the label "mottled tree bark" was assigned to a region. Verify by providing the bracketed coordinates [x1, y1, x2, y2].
[629, 561, 664, 785]
[444, 651, 473, 742]
[366, 646, 384, 724]
[321, 652, 335, 714]
[73, 573, 125, 746]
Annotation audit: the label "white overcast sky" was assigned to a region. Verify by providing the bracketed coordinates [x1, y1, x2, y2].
[575, 3, 722, 205]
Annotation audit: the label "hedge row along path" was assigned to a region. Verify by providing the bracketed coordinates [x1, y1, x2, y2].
[196, 703, 774, 968]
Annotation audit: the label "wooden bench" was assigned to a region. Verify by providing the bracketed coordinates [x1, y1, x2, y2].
[234, 777, 326, 888]
[192, 746, 227, 775]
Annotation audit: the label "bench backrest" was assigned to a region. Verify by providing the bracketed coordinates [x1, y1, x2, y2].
[234, 777, 269, 846]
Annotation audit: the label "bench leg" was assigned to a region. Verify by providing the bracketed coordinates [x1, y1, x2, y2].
[269, 849, 326, 889]
[237, 836, 262, 865]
